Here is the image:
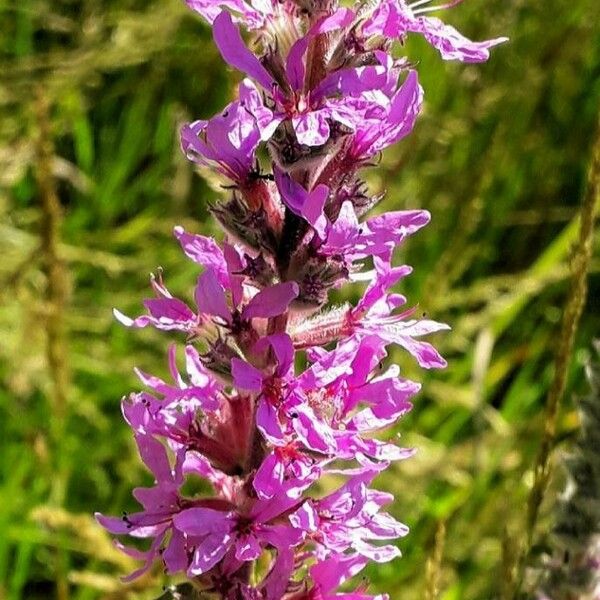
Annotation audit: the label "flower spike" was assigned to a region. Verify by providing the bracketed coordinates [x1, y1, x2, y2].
[99, 0, 505, 594]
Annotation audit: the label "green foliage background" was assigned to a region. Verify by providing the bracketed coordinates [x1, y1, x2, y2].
[1, 0, 599, 598]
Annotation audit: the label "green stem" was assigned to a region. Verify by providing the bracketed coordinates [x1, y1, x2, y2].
[511, 110, 600, 598]
[34, 87, 71, 600]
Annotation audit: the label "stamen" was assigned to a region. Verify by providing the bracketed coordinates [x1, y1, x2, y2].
[408, 0, 436, 8]
[412, 0, 464, 13]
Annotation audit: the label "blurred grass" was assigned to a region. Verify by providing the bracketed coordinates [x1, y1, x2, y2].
[0, 0, 599, 598]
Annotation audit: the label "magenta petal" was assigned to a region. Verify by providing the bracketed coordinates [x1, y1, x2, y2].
[253, 452, 284, 499]
[223, 242, 245, 308]
[395, 336, 447, 369]
[303, 184, 329, 239]
[95, 513, 133, 534]
[186, 0, 267, 29]
[357, 263, 412, 313]
[195, 269, 230, 321]
[270, 333, 295, 374]
[180, 120, 216, 164]
[188, 532, 233, 575]
[120, 534, 166, 582]
[173, 507, 234, 536]
[231, 358, 263, 391]
[254, 332, 294, 376]
[292, 406, 335, 453]
[273, 172, 330, 238]
[351, 69, 423, 158]
[324, 201, 360, 251]
[388, 69, 422, 123]
[396, 319, 451, 337]
[183, 451, 229, 487]
[415, 16, 508, 63]
[366, 208, 430, 237]
[184, 345, 216, 388]
[352, 540, 400, 563]
[134, 368, 170, 394]
[113, 308, 153, 328]
[300, 337, 359, 388]
[180, 91, 264, 183]
[310, 7, 355, 34]
[144, 297, 192, 321]
[274, 167, 305, 214]
[163, 529, 189, 573]
[243, 281, 299, 319]
[261, 548, 295, 598]
[289, 502, 318, 532]
[135, 434, 173, 482]
[113, 539, 149, 560]
[235, 533, 262, 561]
[367, 513, 409, 539]
[363, 439, 414, 461]
[350, 409, 394, 432]
[259, 523, 303, 549]
[292, 111, 330, 146]
[173, 226, 228, 286]
[286, 37, 309, 91]
[239, 78, 280, 140]
[256, 398, 285, 443]
[310, 553, 369, 592]
[213, 12, 275, 90]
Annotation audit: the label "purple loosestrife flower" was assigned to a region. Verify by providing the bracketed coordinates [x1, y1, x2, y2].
[185, 0, 301, 33]
[180, 80, 276, 186]
[361, 0, 508, 63]
[98, 0, 505, 595]
[292, 553, 388, 599]
[290, 470, 409, 563]
[210, 10, 419, 149]
[347, 69, 423, 160]
[172, 486, 307, 575]
[115, 232, 299, 355]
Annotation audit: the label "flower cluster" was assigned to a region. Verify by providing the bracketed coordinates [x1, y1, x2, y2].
[98, 0, 505, 597]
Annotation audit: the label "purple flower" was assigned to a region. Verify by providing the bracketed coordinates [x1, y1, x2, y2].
[133, 343, 221, 413]
[211, 10, 412, 147]
[95, 436, 191, 580]
[362, 0, 508, 63]
[172, 483, 307, 575]
[185, 0, 296, 31]
[320, 201, 431, 268]
[232, 333, 336, 454]
[293, 335, 417, 463]
[124, 346, 258, 476]
[301, 553, 389, 599]
[113, 269, 198, 333]
[347, 259, 450, 369]
[180, 79, 276, 185]
[274, 167, 329, 237]
[253, 438, 327, 499]
[291, 472, 408, 563]
[349, 69, 423, 160]
[115, 228, 299, 341]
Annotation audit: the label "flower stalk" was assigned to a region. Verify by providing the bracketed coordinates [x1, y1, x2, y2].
[513, 113, 600, 599]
